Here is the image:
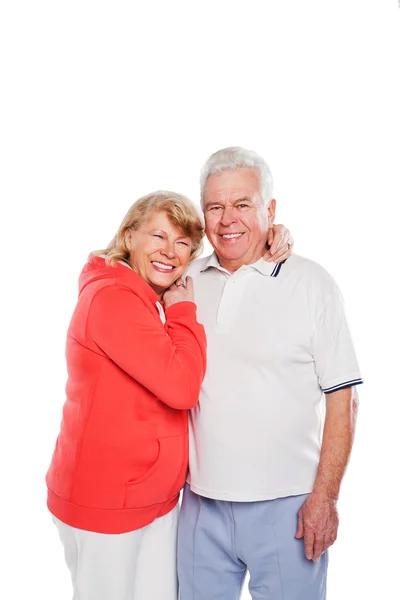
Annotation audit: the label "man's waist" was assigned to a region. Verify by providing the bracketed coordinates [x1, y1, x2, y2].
[186, 478, 315, 503]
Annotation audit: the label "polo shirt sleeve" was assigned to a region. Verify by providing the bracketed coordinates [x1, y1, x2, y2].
[312, 283, 363, 394]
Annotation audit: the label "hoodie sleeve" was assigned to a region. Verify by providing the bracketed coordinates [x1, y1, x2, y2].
[86, 285, 207, 409]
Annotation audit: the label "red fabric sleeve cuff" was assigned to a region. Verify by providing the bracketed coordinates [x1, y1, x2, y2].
[164, 301, 197, 319]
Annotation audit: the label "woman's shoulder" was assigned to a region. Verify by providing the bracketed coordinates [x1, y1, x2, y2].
[79, 256, 157, 304]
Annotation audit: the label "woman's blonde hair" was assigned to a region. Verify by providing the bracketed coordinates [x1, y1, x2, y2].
[93, 190, 205, 266]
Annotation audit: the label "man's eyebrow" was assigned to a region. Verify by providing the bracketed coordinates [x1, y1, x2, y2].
[234, 196, 253, 203]
[204, 196, 255, 209]
[204, 201, 222, 208]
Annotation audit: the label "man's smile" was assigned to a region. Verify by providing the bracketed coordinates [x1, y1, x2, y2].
[219, 232, 245, 241]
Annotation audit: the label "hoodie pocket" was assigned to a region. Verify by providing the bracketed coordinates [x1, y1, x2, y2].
[124, 435, 186, 509]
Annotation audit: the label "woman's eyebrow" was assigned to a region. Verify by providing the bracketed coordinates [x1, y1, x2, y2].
[149, 228, 190, 240]
[147, 228, 168, 235]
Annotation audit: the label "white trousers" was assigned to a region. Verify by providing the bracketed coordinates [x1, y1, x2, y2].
[52, 504, 179, 600]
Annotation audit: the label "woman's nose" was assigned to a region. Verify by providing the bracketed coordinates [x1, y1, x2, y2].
[161, 241, 175, 258]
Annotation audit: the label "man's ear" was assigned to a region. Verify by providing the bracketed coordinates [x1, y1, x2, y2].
[268, 199, 276, 225]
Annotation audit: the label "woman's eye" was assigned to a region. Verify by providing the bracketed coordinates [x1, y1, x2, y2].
[153, 234, 164, 239]
[178, 241, 189, 246]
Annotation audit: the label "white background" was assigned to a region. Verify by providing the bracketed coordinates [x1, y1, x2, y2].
[1, 1, 399, 598]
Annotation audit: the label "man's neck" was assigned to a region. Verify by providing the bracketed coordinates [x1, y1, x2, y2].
[218, 250, 265, 273]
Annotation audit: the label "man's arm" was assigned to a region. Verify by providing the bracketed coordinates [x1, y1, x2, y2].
[295, 386, 359, 561]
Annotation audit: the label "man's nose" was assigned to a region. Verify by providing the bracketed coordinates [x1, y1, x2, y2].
[220, 206, 237, 226]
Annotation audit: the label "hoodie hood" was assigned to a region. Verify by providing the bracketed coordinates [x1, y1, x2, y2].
[78, 255, 159, 303]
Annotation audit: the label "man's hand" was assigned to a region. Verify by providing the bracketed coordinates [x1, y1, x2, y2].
[263, 224, 294, 263]
[295, 491, 339, 562]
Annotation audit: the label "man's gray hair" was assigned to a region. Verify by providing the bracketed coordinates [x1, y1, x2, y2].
[200, 146, 273, 208]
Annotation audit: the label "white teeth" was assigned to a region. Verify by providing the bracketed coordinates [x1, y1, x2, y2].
[222, 233, 242, 239]
[152, 261, 174, 270]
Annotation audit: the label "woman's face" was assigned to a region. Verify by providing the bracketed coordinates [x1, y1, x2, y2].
[126, 211, 192, 298]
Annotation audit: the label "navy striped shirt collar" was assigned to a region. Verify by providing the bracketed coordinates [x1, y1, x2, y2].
[200, 252, 285, 277]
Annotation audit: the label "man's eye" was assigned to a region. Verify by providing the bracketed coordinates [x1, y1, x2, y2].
[237, 203, 249, 209]
[210, 206, 222, 211]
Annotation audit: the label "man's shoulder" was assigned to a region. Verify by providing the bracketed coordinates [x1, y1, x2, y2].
[288, 254, 333, 278]
[286, 254, 339, 295]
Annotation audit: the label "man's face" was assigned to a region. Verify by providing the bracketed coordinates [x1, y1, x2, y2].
[203, 167, 276, 271]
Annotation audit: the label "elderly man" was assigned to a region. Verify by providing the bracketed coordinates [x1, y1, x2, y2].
[177, 147, 362, 600]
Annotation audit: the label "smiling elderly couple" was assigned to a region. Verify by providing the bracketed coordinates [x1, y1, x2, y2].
[46, 147, 362, 600]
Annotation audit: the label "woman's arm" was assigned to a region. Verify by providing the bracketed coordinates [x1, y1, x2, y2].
[264, 224, 294, 262]
[87, 285, 206, 410]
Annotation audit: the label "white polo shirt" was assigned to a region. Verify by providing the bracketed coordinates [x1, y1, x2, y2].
[186, 253, 363, 502]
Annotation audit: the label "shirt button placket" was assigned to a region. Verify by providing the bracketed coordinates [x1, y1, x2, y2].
[216, 277, 236, 330]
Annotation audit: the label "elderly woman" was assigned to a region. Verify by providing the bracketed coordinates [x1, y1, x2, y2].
[46, 190, 292, 600]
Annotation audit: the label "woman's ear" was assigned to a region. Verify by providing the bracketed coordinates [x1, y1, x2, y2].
[124, 229, 132, 251]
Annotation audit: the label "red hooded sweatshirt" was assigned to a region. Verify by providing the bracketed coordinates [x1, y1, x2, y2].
[46, 256, 207, 534]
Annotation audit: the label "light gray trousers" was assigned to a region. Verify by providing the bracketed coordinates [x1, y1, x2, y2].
[53, 503, 179, 600]
[178, 485, 328, 600]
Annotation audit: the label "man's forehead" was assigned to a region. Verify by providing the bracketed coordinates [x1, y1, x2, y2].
[204, 168, 260, 196]
[207, 189, 258, 202]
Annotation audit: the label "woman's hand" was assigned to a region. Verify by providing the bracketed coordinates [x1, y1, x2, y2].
[163, 276, 195, 309]
[264, 224, 294, 263]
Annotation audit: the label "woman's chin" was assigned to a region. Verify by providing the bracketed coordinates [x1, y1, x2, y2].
[148, 273, 177, 292]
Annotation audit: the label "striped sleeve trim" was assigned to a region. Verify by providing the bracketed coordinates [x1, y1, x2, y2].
[323, 378, 364, 394]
